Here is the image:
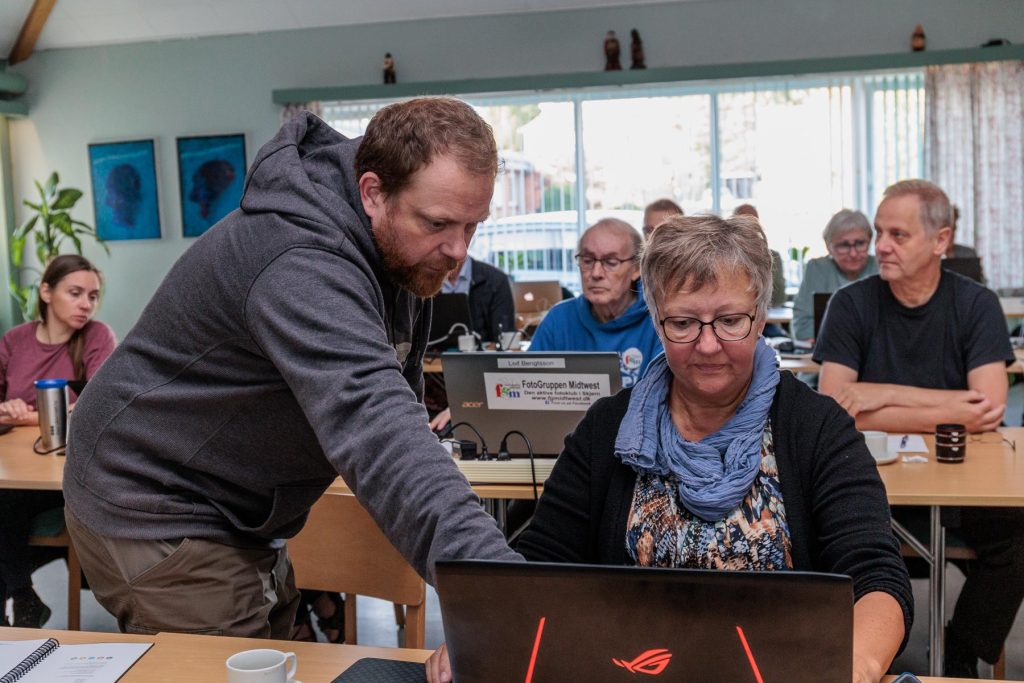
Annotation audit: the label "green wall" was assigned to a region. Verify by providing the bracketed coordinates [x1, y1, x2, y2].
[7, 0, 1024, 337]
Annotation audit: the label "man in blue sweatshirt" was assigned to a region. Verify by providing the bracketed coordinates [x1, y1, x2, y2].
[530, 218, 662, 388]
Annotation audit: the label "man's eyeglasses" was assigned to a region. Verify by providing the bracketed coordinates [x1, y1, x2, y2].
[831, 239, 870, 255]
[574, 254, 636, 271]
[658, 313, 756, 344]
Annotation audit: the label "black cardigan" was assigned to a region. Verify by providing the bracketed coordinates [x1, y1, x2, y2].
[517, 371, 913, 646]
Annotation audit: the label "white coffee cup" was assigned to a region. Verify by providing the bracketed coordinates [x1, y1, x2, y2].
[499, 330, 521, 351]
[457, 333, 477, 352]
[862, 430, 889, 461]
[226, 649, 297, 683]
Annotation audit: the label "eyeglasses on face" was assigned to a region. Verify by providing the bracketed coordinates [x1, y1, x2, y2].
[658, 313, 756, 344]
[574, 253, 637, 271]
[831, 239, 870, 255]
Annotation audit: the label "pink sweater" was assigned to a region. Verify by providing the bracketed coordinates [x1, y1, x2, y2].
[0, 321, 117, 406]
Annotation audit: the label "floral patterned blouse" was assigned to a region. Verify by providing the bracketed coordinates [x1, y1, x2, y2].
[625, 423, 793, 570]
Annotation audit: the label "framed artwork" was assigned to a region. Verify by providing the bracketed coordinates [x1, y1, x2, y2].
[176, 133, 246, 238]
[88, 139, 161, 241]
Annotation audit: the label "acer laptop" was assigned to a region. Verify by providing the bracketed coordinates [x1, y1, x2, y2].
[435, 560, 854, 683]
[513, 280, 563, 314]
[443, 352, 622, 456]
[428, 293, 474, 351]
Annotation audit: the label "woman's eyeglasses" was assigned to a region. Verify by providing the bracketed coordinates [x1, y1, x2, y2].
[831, 239, 870, 255]
[658, 313, 755, 344]
[574, 254, 636, 271]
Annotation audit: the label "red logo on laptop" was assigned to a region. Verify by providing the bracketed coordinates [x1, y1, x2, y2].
[612, 648, 673, 675]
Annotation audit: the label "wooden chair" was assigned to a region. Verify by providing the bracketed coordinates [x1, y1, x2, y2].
[288, 493, 425, 648]
[27, 507, 81, 630]
[899, 542, 1005, 679]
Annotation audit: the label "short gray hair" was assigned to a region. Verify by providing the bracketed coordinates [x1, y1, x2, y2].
[881, 179, 952, 236]
[578, 218, 643, 256]
[641, 214, 773, 319]
[822, 209, 871, 245]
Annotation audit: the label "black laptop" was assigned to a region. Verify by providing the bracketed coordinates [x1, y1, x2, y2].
[428, 293, 474, 351]
[435, 560, 854, 683]
[813, 291, 833, 340]
[942, 256, 984, 284]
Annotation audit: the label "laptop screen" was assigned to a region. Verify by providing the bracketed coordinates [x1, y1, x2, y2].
[513, 281, 563, 314]
[428, 293, 474, 351]
[436, 560, 854, 683]
[812, 292, 833, 340]
[443, 352, 622, 456]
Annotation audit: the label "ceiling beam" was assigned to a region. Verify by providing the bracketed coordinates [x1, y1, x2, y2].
[8, 0, 57, 66]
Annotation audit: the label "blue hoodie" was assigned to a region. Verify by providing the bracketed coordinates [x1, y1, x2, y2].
[529, 284, 663, 387]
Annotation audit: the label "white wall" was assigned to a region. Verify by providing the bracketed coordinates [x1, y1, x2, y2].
[8, 0, 1024, 336]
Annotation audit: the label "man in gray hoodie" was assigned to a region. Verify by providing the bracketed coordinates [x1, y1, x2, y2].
[63, 98, 520, 638]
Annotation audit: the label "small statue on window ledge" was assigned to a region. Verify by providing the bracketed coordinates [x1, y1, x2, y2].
[630, 29, 646, 69]
[911, 25, 926, 52]
[383, 53, 396, 84]
[604, 30, 622, 71]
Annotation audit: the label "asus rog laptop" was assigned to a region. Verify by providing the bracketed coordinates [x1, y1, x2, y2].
[434, 560, 854, 683]
[443, 352, 622, 456]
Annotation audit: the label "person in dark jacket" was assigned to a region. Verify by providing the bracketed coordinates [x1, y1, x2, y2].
[63, 98, 520, 640]
[426, 213, 911, 683]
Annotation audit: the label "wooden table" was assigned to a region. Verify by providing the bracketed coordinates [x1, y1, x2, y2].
[0, 426, 63, 490]
[1000, 296, 1024, 319]
[766, 305, 793, 325]
[0, 626, 978, 682]
[0, 627, 430, 682]
[4, 422, 1019, 678]
[879, 428, 1024, 676]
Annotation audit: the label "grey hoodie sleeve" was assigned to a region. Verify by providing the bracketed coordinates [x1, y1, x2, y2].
[244, 247, 521, 582]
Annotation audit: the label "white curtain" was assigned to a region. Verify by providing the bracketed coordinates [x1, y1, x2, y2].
[926, 60, 1024, 290]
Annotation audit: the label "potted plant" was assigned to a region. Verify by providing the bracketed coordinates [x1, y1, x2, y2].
[9, 172, 108, 320]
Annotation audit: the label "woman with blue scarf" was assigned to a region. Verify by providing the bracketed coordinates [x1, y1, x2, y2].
[513, 215, 912, 683]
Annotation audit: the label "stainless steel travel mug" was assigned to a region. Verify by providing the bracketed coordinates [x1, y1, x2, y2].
[34, 378, 69, 453]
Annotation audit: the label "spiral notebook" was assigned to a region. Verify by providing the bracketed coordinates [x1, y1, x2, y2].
[0, 638, 152, 683]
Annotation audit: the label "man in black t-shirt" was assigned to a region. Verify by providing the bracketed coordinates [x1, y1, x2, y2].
[815, 179, 1021, 677]
[815, 181, 1011, 431]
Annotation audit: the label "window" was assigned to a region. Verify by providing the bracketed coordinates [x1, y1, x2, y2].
[322, 69, 925, 293]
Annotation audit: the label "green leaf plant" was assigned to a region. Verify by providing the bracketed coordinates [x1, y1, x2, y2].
[9, 171, 109, 320]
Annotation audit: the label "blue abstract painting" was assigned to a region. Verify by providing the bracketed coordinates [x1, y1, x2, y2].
[88, 139, 161, 241]
[176, 134, 246, 238]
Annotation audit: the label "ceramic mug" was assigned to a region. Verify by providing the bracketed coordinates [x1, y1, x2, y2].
[226, 649, 297, 683]
[862, 430, 889, 461]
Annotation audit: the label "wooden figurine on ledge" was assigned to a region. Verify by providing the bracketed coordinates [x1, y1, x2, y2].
[604, 30, 622, 70]
[911, 25, 926, 52]
[383, 52, 396, 84]
[630, 29, 646, 69]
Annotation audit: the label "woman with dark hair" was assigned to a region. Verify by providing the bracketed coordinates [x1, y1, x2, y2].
[0, 254, 115, 627]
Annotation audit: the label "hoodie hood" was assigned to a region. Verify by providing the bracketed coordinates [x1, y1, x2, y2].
[242, 112, 381, 270]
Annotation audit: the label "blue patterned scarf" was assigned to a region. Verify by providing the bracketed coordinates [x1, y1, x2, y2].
[614, 339, 780, 521]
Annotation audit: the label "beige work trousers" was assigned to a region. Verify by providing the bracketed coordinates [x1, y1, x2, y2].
[65, 508, 300, 639]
